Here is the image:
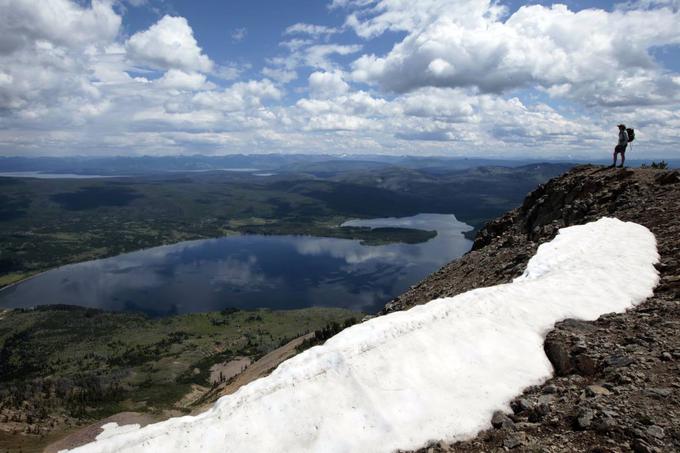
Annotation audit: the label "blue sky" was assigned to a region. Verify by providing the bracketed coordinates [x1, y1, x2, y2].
[0, 0, 679, 158]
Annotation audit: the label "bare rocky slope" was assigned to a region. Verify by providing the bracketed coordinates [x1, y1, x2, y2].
[385, 165, 680, 453]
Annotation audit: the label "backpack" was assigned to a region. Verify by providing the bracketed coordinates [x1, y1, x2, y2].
[626, 128, 635, 142]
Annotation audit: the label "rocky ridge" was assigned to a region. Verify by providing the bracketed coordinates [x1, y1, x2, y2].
[385, 165, 680, 452]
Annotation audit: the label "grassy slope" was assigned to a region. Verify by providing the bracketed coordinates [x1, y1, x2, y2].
[0, 306, 359, 430]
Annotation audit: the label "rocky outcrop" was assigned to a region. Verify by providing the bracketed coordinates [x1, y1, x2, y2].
[386, 165, 680, 452]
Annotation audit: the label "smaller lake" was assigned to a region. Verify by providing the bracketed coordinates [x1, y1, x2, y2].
[0, 171, 118, 179]
[0, 214, 472, 315]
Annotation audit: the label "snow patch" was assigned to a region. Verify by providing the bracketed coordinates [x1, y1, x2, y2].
[66, 217, 658, 453]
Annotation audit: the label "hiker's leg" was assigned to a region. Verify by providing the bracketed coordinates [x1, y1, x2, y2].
[612, 150, 617, 166]
[620, 152, 625, 167]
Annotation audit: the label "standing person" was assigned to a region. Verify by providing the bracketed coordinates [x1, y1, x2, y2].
[611, 124, 628, 168]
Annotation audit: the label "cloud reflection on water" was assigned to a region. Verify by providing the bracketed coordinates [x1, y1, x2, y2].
[0, 214, 472, 315]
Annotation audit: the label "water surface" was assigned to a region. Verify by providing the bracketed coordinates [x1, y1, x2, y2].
[0, 214, 472, 315]
[0, 171, 118, 179]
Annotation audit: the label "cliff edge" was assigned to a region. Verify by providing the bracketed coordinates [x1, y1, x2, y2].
[388, 165, 680, 452]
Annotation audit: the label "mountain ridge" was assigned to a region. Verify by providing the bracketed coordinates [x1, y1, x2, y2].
[388, 165, 680, 452]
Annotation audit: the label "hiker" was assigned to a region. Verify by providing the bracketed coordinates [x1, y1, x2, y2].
[611, 124, 628, 168]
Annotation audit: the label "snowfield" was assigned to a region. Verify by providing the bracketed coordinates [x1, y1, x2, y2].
[66, 217, 659, 453]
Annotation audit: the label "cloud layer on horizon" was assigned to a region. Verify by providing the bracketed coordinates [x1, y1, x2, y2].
[0, 0, 678, 158]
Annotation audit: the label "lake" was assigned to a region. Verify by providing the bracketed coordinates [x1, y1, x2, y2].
[0, 171, 118, 179]
[0, 214, 472, 315]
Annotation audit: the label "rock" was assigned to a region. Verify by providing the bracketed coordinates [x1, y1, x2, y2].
[604, 354, 634, 368]
[503, 432, 527, 449]
[574, 409, 594, 430]
[537, 394, 555, 405]
[593, 414, 618, 433]
[661, 352, 673, 361]
[645, 388, 672, 398]
[510, 398, 532, 414]
[513, 422, 540, 431]
[491, 411, 515, 429]
[636, 413, 654, 426]
[544, 339, 573, 376]
[632, 438, 655, 453]
[655, 171, 680, 185]
[528, 403, 550, 422]
[575, 354, 598, 376]
[646, 425, 665, 439]
[586, 385, 611, 397]
[542, 384, 558, 394]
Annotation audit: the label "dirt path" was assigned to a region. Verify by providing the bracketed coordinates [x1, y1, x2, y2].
[217, 333, 313, 398]
[209, 357, 251, 384]
[43, 412, 157, 453]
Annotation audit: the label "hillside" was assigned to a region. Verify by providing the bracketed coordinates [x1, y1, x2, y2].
[59, 165, 675, 453]
[0, 307, 359, 452]
[387, 165, 680, 452]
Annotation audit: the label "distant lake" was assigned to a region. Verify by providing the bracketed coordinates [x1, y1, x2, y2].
[0, 214, 472, 316]
[0, 168, 260, 178]
[0, 171, 118, 179]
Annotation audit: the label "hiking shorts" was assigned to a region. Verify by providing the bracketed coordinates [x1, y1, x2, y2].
[614, 144, 627, 154]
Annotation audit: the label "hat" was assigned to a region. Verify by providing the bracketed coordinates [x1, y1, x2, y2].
[617, 124, 626, 128]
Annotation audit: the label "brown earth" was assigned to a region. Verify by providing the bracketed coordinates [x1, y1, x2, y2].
[385, 165, 680, 452]
[209, 357, 252, 385]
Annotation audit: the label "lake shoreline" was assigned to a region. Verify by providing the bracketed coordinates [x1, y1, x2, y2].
[0, 224, 439, 292]
[0, 214, 472, 316]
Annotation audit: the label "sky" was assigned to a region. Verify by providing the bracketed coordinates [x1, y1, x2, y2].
[0, 0, 679, 159]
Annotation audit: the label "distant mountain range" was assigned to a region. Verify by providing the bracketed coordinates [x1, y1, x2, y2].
[4, 154, 673, 176]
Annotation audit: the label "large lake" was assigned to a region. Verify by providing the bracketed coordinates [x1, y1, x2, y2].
[0, 214, 472, 315]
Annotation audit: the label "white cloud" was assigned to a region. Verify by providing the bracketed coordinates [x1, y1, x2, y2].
[231, 27, 247, 42]
[156, 69, 210, 90]
[192, 79, 282, 112]
[347, 1, 680, 107]
[126, 15, 213, 72]
[262, 67, 298, 84]
[284, 23, 340, 37]
[304, 44, 363, 70]
[0, 0, 121, 55]
[0, 0, 679, 158]
[308, 71, 350, 98]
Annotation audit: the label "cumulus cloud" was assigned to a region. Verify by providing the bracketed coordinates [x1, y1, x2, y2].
[309, 71, 350, 98]
[0, 0, 121, 55]
[192, 79, 282, 112]
[347, 0, 680, 107]
[156, 69, 210, 90]
[126, 15, 213, 72]
[304, 44, 363, 70]
[1, 0, 679, 158]
[262, 67, 298, 83]
[0, 0, 124, 119]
